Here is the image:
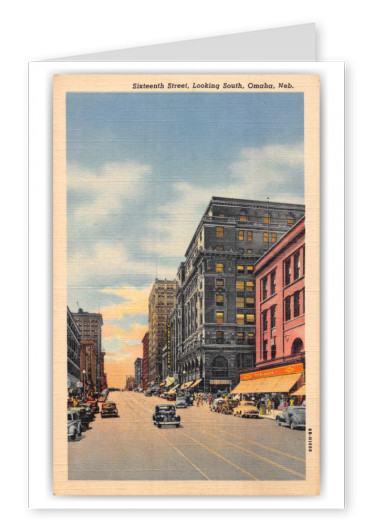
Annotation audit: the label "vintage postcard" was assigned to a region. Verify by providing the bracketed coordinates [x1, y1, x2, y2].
[53, 74, 320, 495]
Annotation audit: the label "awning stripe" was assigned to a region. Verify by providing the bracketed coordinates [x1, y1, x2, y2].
[231, 373, 302, 394]
[291, 384, 306, 396]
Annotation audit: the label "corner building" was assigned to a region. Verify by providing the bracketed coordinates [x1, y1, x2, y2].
[148, 280, 177, 383]
[172, 197, 305, 394]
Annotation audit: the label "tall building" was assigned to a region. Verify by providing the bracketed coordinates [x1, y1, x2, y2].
[234, 217, 305, 396]
[67, 306, 81, 390]
[171, 196, 305, 394]
[100, 351, 107, 392]
[148, 279, 177, 383]
[79, 340, 97, 393]
[72, 308, 103, 393]
[134, 357, 142, 389]
[141, 332, 149, 389]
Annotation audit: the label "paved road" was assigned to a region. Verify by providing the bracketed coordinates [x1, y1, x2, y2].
[68, 391, 306, 481]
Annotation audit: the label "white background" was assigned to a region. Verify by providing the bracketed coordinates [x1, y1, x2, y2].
[1, 0, 371, 526]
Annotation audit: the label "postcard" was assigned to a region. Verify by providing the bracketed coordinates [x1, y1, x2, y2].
[53, 74, 320, 495]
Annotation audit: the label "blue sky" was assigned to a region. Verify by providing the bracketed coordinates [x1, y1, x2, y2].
[66, 91, 304, 381]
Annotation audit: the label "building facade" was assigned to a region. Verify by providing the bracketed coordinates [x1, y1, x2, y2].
[134, 357, 142, 389]
[100, 351, 107, 392]
[141, 332, 149, 389]
[234, 217, 305, 397]
[67, 306, 81, 390]
[72, 308, 103, 393]
[79, 340, 98, 393]
[148, 279, 177, 383]
[171, 196, 305, 394]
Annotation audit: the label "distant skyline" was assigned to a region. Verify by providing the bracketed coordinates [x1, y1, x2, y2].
[66, 92, 304, 386]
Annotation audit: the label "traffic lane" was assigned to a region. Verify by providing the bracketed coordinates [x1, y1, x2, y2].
[68, 392, 207, 480]
[125, 393, 305, 481]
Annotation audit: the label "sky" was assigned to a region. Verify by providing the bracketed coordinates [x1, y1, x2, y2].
[66, 91, 304, 387]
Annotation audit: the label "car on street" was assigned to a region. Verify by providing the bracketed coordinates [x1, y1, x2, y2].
[67, 410, 81, 440]
[175, 397, 188, 408]
[218, 398, 239, 415]
[84, 399, 100, 414]
[210, 398, 224, 412]
[69, 406, 91, 430]
[145, 389, 153, 396]
[101, 402, 119, 418]
[232, 400, 259, 418]
[152, 404, 181, 428]
[166, 393, 176, 401]
[78, 403, 95, 422]
[275, 406, 306, 430]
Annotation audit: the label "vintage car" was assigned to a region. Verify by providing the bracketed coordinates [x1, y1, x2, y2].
[175, 396, 188, 408]
[210, 398, 224, 412]
[233, 400, 259, 418]
[84, 399, 100, 414]
[275, 406, 306, 430]
[78, 403, 95, 422]
[218, 399, 239, 414]
[67, 410, 82, 440]
[101, 402, 119, 418]
[152, 405, 181, 428]
[166, 393, 176, 401]
[145, 389, 153, 397]
[69, 406, 91, 430]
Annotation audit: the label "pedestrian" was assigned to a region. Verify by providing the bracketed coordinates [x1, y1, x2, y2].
[208, 394, 212, 406]
[290, 397, 294, 406]
[200, 394, 204, 407]
[266, 398, 272, 415]
[196, 396, 200, 407]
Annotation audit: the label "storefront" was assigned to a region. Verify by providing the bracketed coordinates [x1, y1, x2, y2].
[231, 363, 304, 398]
[210, 379, 233, 395]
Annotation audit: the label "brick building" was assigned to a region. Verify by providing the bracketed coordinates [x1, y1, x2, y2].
[170, 196, 305, 394]
[233, 217, 305, 396]
[148, 279, 177, 383]
[141, 332, 149, 390]
[79, 340, 98, 393]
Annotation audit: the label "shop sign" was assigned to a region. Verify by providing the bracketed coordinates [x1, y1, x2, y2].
[167, 323, 171, 369]
[240, 363, 303, 381]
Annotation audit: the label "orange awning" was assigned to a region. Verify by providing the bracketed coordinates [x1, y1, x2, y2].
[291, 384, 306, 396]
[231, 373, 302, 395]
[189, 379, 202, 388]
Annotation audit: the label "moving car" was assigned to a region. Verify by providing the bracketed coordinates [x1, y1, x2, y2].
[210, 398, 224, 412]
[175, 396, 188, 408]
[275, 406, 306, 430]
[152, 405, 181, 428]
[67, 410, 81, 440]
[84, 399, 100, 414]
[233, 400, 259, 418]
[218, 399, 239, 415]
[166, 393, 176, 401]
[101, 402, 119, 418]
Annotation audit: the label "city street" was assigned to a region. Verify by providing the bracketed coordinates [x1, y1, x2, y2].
[69, 391, 306, 481]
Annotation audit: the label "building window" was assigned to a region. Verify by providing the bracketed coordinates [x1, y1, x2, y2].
[216, 331, 224, 344]
[262, 278, 268, 300]
[216, 245, 224, 251]
[239, 212, 247, 221]
[216, 294, 224, 306]
[212, 356, 228, 377]
[294, 252, 301, 280]
[263, 311, 268, 331]
[246, 281, 254, 291]
[271, 270, 276, 295]
[238, 230, 244, 241]
[263, 340, 268, 360]
[263, 232, 269, 242]
[264, 216, 271, 224]
[246, 314, 255, 324]
[236, 314, 245, 325]
[247, 265, 253, 274]
[236, 280, 245, 290]
[294, 291, 300, 317]
[236, 297, 244, 308]
[237, 265, 245, 274]
[216, 227, 224, 238]
[285, 296, 291, 321]
[285, 259, 291, 286]
[246, 297, 254, 308]
[247, 231, 253, 241]
[216, 278, 224, 287]
[271, 232, 277, 243]
[271, 344, 276, 359]
[247, 332, 255, 344]
[216, 312, 224, 324]
[237, 332, 244, 343]
[218, 213, 225, 217]
[271, 305, 276, 328]
[247, 249, 253, 254]
[287, 217, 295, 225]
[216, 263, 224, 273]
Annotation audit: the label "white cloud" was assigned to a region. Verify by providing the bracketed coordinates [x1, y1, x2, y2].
[68, 161, 151, 227]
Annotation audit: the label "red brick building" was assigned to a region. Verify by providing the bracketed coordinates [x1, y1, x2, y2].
[233, 218, 305, 397]
[79, 340, 98, 393]
[141, 332, 149, 390]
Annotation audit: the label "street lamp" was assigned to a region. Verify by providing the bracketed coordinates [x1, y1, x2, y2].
[83, 369, 86, 401]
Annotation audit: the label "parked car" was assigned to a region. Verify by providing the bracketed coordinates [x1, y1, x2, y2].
[210, 398, 224, 412]
[67, 410, 81, 440]
[166, 393, 176, 401]
[275, 406, 306, 430]
[152, 404, 181, 428]
[145, 389, 153, 396]
[69, 406, 91, 430]
[175, 397, 188, 408]
[233, 400, 259, 418]
[78, 403, 95, 422]
[101, 402, 119, 418]
[98, 395, 106, 403]
[84, 399, 100, 414]
[218, 399, 239, 414]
